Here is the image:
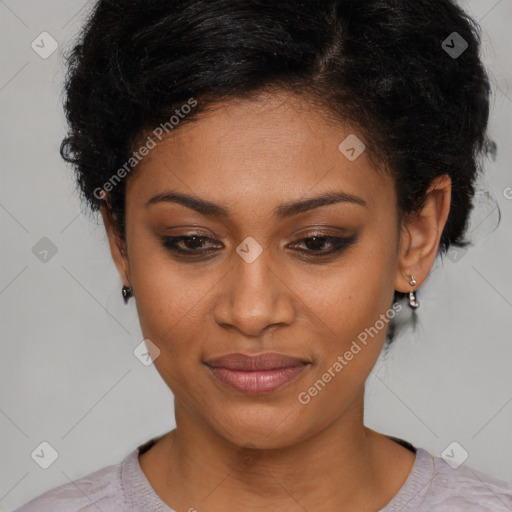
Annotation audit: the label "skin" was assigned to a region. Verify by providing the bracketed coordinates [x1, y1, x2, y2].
[101, 90, 451, 512]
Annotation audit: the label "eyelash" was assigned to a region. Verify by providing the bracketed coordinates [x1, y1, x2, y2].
[160, 232, 358, 260]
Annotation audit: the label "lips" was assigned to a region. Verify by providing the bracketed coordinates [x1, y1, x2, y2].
[204, 352, 309, 371]
[204, 352, 311, 394]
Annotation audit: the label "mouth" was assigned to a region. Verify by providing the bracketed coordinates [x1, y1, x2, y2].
[203, 352, 311, 394]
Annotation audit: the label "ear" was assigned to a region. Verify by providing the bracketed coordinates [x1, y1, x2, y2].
[100, 196, 132, 287]
[394, 175, 452, 292]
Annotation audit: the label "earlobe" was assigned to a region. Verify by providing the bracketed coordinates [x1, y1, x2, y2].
[394, 175, 452, 293]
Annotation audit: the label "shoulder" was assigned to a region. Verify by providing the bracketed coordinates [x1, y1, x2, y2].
[13, 460, 126, 512]
[428, 451, 512, 510]
[400, 447, 512, 511]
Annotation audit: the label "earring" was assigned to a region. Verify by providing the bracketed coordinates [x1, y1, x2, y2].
[122, 285, 133, 304]
[408, 275, 419, 309]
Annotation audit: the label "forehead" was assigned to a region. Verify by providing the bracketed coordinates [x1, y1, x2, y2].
[127, 91, 394, 217]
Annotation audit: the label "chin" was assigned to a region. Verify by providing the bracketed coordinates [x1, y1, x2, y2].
[210, 403, 313, 450]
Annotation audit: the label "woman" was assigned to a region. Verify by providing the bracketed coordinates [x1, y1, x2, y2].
[15, 0, 512, 510]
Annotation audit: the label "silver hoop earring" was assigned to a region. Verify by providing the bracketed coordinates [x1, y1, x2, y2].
[408, 275, 419, 309]
[122, 285, 133, 304]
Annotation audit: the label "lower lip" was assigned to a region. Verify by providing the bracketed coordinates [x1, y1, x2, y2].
[206, 365, 309, 394]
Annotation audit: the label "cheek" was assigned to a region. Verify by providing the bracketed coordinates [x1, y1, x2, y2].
[126, 234, 211, 362]
[132, 264, 212, 398]
[294, 271, 397, 426]
[293, 226, 398, 409]
[133, 268, 211, 353]
[299, 228, 398, 347]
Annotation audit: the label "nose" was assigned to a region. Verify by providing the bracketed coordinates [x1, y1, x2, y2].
[213, 251, 296, 338]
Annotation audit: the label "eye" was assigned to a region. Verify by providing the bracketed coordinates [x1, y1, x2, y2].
[161, 235, 223, 256]
[160, 231, 358, 260]
[288, 232, 358, 258]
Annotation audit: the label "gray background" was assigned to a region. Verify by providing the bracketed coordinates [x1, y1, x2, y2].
[1, 0, 511, 510]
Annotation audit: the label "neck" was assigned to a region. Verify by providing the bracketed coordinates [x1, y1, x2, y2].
[139, 389, 416, 512]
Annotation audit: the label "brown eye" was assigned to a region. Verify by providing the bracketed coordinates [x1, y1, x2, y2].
[161, 235, 222, 255]
[289, 233, 358, 257]
[303, 236, 332, 252]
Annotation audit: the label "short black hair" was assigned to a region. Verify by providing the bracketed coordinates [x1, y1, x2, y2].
[60, 0, 496, 347]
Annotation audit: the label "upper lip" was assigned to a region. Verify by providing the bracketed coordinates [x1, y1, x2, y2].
[204, 352, 310, 371]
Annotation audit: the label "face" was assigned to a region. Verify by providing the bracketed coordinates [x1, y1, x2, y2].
[104, 91, 412, 449]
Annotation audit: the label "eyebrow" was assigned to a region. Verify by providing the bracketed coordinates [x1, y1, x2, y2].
[145, 189, 367, 219]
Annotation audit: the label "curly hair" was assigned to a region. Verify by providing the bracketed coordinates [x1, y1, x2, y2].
[60, 0, 496, 346]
